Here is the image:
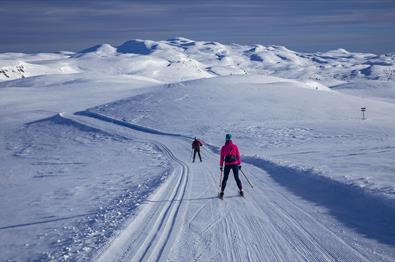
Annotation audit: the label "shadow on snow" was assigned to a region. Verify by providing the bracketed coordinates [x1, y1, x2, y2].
[243, 156, 395, 247]
[0, 212, 96, 231]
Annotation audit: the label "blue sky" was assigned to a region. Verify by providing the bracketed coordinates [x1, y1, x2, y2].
[1, 0, 395, 54]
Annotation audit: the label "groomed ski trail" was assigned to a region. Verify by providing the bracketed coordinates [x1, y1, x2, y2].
[97, 143, 189, 262]
[61, 112, 393, 262]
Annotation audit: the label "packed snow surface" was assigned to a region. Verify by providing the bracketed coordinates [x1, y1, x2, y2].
[0, 37, 394, 261]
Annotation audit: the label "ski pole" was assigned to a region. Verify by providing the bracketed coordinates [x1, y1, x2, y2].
[219, 169, 223, 192]
[190, 149, 194, 162]
[240, 169, 254, 188]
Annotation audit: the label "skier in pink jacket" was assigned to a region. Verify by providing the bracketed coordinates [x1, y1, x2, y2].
[219, 133, 243, 198]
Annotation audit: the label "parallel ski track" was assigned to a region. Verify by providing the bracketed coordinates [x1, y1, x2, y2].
[61, 113, 190, 261]
[131, 144, 189, 262]
[183, 147, 371, 262]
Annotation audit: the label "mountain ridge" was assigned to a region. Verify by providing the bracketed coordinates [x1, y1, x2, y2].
[1, 37, 394, 85]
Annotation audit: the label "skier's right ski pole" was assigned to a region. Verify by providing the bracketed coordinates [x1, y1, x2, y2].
[240, 169, 254, 188]
[190, 149, 193, 162]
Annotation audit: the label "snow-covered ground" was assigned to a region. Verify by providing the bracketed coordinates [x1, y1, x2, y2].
[2, 37, 395, 84]
[89, 75, 395, 200]
[1, 38, 394, 261]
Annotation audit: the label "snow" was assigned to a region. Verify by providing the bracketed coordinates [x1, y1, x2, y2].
[88, 75, 395, 199]
[332, 80, 395, 104]
[2, 37, 395, 83]
[1, 37, 395, 261]
[2, 114, 170, 261]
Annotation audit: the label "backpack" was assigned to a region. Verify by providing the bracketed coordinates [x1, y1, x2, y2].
[224, 154, 237, 163]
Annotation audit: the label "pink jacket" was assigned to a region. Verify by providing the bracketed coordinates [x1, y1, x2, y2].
[220, 140, 241, 167]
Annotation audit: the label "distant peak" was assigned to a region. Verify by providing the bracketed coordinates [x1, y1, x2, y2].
[167, 37, 194, 43]
[78, 44, 116, 54]
[336, 48, 349, 53]
[267, 45, 292, 52]
[76, 44, 117, 57]
[325, 48, 350, 55]
[116, 39, 158, 55]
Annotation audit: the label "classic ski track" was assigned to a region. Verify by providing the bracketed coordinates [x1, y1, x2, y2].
[130, 144, 189, 262]
[201, 148, 369, 261]
[62, 112, 389, 261]
[269, 191, 369, 261]
[61, 113, 190, 261]
[247, 165, 371, 261]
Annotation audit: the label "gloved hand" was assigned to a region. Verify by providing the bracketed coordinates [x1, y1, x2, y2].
[239, 165, 242, 170]
[220, 167, 223, 171]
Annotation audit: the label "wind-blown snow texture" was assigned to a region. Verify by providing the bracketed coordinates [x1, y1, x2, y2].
[0, 37, 394, 261]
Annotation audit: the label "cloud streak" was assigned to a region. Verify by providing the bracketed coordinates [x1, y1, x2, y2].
[1, 0, 394, 53]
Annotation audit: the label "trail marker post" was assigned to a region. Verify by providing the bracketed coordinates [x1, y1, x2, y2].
[361, 107, 366, 120]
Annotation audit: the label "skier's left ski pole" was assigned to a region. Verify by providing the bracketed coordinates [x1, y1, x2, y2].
[240, 169, 254, 188]
[190, 149, 193, 162]
[219, 169, 223, 192]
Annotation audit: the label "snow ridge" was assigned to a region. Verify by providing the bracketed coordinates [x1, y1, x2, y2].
[1, 37, 394, 84]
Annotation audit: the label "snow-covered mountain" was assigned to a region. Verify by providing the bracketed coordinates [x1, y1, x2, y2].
[1, 38, 395, 261]
[1, 37, 395, 85]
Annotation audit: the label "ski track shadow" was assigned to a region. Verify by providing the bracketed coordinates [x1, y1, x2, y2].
[243, 156, 395, 247]
[0, 212, 96, 231]
[75, 111, 223, 154]
[75, 111, 185, 138]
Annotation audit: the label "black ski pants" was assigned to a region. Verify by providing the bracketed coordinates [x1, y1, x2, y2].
[221, 165, 242, 192]
[193, 148, 202, 162]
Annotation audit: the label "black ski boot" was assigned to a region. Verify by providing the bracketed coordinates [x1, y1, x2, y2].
[239, 190, 244, 197]
[218, 191, 224, 200]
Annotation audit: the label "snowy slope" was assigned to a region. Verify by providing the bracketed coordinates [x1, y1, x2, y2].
[0, 52, 79, 80]
[1, 37, 395, 84]
[89, 75, 395, 200]
[332, 80, 395, 104]
[0, 74, 164, 261]
[1, 38, 395, 261]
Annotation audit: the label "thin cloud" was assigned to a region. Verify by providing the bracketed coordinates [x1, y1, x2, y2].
[0, 0, 394, 53]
